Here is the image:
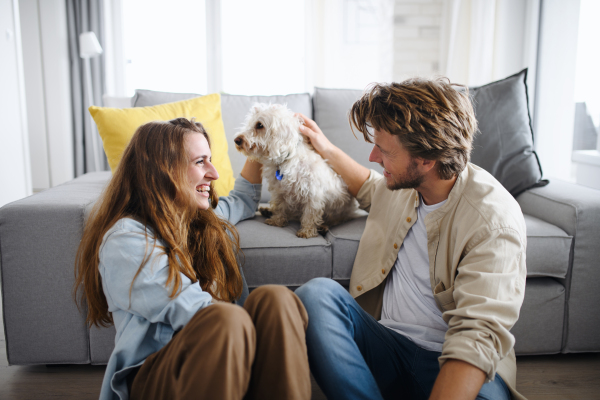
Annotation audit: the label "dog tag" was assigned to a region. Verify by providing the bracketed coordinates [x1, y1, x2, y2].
[276, 169, 283, 181]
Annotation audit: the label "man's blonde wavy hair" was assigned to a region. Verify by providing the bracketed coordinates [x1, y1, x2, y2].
[349, 77, 478, 180]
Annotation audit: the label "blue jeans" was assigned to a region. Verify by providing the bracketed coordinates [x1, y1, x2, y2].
[295, 278, 510, 400]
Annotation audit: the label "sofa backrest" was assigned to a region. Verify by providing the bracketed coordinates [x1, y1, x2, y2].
[130, 89, 379, 201]
[312, 87, 383, 176]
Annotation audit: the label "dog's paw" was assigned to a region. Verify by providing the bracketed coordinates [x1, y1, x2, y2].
[265, 217, 288, 227]
[317, 225, 329, 234]
[259, 207, 273, 218]
[296, 227, 319, 238]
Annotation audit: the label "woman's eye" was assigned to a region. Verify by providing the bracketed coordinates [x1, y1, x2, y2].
[196, 159, 204, 165]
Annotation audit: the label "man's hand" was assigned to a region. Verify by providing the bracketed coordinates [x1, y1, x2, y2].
[294, 113, 370, 197]
[429, 359, 486, 400]
[296, 113, 336, 159]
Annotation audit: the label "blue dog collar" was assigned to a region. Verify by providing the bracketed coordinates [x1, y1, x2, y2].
[276, 169, 283, 181]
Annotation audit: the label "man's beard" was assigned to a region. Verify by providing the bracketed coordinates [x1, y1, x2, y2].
[384, 159, 425, 191]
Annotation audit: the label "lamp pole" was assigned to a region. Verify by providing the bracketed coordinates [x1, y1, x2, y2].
[83, 57, 101, 172]
[79, 31, 103, 172]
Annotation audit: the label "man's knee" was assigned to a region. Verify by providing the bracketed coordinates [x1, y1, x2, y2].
[295, 277, 346, 310]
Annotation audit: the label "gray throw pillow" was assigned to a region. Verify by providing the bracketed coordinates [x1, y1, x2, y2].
[470, 69, 547, 196]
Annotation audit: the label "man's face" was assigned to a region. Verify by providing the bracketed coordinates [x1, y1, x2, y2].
[368, 128, 424, 191]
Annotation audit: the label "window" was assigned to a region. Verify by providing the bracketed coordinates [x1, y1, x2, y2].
[118, 0, 392, 96]
[220, 0, 306, 95]
[571, 0, 600, 189]
[122, 0, 208, 95]
[572, 0, 600, 152]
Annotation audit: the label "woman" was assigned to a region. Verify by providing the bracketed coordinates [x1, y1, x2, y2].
[74, 118, 310, 400]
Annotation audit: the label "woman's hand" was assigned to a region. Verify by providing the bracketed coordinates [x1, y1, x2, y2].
[296, 113, 336, 159]
[240, 158, 262, 184]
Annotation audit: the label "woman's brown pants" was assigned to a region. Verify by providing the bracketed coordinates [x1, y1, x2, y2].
[129, 285, 311, 400]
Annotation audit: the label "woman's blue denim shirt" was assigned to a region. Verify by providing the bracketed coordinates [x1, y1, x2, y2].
[98, 177, 261, 400]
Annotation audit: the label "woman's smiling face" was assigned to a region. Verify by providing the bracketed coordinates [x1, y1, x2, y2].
[185, 133, 219, 210]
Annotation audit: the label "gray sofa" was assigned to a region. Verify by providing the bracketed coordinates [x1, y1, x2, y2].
[1, 72, 600, 369]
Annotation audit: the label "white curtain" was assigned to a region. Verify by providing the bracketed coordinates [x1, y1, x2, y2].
[440, 0, 540, 88]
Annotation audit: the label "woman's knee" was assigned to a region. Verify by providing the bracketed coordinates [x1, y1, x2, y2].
[189, 303, 253, 336]
[245, 285, 307, 326]
[246, 285, 293, 307]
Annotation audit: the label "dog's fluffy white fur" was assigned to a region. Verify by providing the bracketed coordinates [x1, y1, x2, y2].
[234, 103, 357, 238]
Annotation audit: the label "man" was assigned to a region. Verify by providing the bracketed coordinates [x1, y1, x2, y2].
[295, 78, 527, 400]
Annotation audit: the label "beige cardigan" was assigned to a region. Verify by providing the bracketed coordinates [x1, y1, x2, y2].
[350, 163, 527, 400]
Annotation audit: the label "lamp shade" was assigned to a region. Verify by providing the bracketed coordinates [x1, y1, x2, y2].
[79, 31, 103, 58]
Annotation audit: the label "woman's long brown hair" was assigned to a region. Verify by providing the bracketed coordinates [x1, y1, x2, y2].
[74, 118, 243, 327]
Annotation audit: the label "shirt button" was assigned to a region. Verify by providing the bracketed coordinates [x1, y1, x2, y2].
[357, 285, 363, 291]
[393, 243, 398, 249]
[381, 269, 385, 274]
[407, 217, 412, 223]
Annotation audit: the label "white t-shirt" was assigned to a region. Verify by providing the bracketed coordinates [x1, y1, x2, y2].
[379, 196, 448, 352]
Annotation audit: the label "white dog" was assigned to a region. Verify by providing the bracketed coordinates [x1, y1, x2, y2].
[233, 103, 357, 238]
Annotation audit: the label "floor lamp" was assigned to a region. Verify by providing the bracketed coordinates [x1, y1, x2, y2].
[79, 31, 103, 172]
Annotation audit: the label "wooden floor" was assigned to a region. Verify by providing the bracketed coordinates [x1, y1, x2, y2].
[1, 345, 599, 399]
[1, 294, 599, 399]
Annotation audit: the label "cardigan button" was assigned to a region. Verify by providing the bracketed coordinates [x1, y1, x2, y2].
[357, 285, 363, 291]
[407, 217, 412, 223]
[381, 269, 385, 274]
[393, 243, 398, 249]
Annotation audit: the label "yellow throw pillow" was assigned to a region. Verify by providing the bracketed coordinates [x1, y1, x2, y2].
[89, 93, 235, 196]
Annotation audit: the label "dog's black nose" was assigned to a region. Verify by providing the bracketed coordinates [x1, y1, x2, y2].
[234, 137, 243, 146]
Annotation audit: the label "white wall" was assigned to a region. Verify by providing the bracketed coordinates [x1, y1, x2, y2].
[19, 0, 73, 191]
[393, 0, 443, 80]
[0, 0, 32, 208]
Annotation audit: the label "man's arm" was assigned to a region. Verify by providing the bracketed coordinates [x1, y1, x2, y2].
[296, 113, 370, 197]
[429, 359, 486, 400]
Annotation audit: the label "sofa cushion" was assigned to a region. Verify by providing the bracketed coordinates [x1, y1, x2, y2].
[132, 89, 313, 202]
[313, 87, 382, 175]
[235, 216, 332, 288]
[470, 69, 546, 196]
[523, 214, 572, 279]
[89, 94, 235, 196]
[325, 215, 368, 285]
[326, 213, 571, 282]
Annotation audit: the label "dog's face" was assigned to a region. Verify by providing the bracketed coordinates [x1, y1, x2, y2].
[234, 103, 303, 165]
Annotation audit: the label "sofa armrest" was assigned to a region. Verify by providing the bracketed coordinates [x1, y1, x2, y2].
[0, 172, 110, 365]
[517, 180, 600, 352]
